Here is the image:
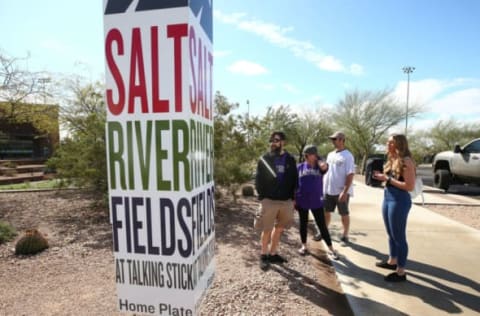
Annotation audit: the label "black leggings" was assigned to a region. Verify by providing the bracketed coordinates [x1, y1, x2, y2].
[298, 208, 332, 246]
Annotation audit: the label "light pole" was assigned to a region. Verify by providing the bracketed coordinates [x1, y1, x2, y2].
[402, 66, 415, 136]
[38, 77, 51, 104]
[246, 100, 250, 144]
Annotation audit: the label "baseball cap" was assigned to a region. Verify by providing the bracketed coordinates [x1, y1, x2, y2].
[303, 145, 318, 155]
[328, 131, 345, 140]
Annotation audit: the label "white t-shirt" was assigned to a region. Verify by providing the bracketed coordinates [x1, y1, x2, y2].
[324, 149, 355, 196]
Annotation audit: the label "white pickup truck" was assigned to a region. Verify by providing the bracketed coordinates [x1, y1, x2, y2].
[432, 138, 480, 191]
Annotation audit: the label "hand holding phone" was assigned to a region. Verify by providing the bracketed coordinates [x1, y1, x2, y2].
[317, 158, 328, 172]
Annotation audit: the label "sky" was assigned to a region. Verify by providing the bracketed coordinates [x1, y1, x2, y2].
[1, 0, 479, 132]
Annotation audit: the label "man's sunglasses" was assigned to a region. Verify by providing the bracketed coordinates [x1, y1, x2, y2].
[269, 138, 282, 143]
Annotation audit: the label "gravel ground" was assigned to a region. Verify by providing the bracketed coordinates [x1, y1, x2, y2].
[0, 190, 352, 316]
[0, 191, 115, 316]
[419, 203, 480, 230]
[0, 189, 478, 316]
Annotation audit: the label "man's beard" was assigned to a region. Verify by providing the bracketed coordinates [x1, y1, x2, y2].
[271, 146, 282, 155]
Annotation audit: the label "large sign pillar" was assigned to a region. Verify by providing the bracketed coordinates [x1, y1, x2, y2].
[103, 1, 214, 314]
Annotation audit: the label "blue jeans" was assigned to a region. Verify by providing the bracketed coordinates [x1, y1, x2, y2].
[382, 185, 411, 268]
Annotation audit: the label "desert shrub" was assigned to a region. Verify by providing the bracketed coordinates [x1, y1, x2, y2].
[242, 185, 255, 197]
[0, 221, 17, 244]
[15, 229, 49, 255]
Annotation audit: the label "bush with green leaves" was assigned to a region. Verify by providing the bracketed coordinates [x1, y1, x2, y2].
[0, 221, 17, 244]
[47, 80, 107, 196]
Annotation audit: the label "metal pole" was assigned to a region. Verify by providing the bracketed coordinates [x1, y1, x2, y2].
[405, 71, 410, 135]
[246, 100, 250, 144]
[38, 77, 51, 104]
[402, 66, 414, 136]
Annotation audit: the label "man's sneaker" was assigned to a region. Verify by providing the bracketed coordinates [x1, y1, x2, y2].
[269, 254, 288, 264]
[313, 233, 322, 241]
[260, 254, 270, 271]
[340, 236, 349, 246]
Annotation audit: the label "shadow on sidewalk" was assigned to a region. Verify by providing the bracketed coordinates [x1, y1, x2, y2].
[341, 242, 480, 314]
[270, 264, 409, 316]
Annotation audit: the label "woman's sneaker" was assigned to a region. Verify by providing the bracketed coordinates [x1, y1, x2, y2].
[298, 247, 308, 256]
[328, 250, 340, 260]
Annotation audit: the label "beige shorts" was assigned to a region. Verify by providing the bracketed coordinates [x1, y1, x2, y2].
[254, 198, 294, 231]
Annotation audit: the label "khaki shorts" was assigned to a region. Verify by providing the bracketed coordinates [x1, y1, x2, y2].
[254, 198, 294, 231]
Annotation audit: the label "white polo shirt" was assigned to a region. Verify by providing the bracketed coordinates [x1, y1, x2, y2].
[324, 149, 355, 196]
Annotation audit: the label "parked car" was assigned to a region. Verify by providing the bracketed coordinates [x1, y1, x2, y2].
[432, 138, 480, 191]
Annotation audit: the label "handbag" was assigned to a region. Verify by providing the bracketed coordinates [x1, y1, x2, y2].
[409, 177, 423, 199]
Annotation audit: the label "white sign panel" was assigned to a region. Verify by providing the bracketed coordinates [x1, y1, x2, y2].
[103, 1, 214, 314]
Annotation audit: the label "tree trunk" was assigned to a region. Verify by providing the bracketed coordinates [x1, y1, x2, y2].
[360, 154, 368, 175]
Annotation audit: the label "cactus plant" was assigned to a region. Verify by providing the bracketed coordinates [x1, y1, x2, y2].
[15, 229, 49, 255]
[242, 185, 255, 197]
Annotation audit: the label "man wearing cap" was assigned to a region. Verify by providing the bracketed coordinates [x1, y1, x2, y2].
[255, 131, 297, 271]
[324, 131, 355, 245]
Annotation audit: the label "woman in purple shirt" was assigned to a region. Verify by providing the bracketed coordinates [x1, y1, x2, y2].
[296, 145, 339, 259]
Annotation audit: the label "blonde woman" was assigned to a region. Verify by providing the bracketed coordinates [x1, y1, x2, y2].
[373, 134, 415, 282]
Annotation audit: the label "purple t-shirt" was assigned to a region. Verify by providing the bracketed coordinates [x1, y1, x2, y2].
[274, 153, 287, 184]
[295, 162, 324, 209]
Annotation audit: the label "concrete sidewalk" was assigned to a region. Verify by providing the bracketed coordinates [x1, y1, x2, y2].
[327, 180, 480, 315]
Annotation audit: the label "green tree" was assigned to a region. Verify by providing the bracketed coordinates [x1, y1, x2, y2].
[260, 105, 298, 139]
[330, 88, 421, 172]
[403, 129, 431, 164]
[47, 79, 107, 194]
[408, 120, 480, 165]
[428, 119, 480, 152]
[0, 51, 55, 133]
[289, 110, 332, 160]
[249, 105, 333, 161]
[213, 92, 253, 201]
[257, 105, 301, 158]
